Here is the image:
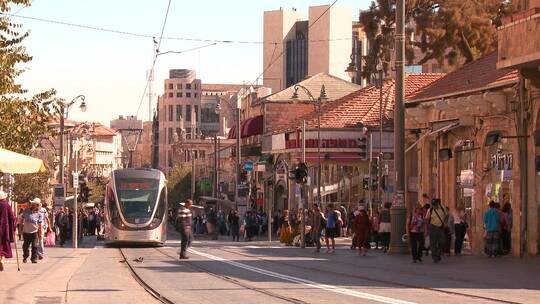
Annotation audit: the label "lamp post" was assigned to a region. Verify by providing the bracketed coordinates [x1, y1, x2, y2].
[291, 85, 328, 205]
[58, 94, 87, 249]
[389, 0, 408, 254]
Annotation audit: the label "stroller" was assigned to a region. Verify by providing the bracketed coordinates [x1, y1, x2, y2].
[293, 225, 323, 247]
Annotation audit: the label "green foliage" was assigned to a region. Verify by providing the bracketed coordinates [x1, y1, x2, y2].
[87, 178, 105, 206]
[360, 0, 515, 77]
[166, 165, 192, 209]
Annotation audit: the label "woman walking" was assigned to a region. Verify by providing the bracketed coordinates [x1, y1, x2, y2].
[501, 203, 512, 254]
[0, 191, 16, 271]
[484, 201, 501, 257]
[453, 205, 468, 256]
[378, 203, 392, 253]
[407, 205, 425, 263]
[279, 210, 293, 246]
[353, 206, 371, 256]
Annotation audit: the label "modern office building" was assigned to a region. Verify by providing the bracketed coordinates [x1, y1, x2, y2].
[263, 5, 353, 93]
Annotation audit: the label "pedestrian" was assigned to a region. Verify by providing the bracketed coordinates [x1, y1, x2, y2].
[443, 206, 454, 257]
[453, 205, 468, 256]
[35, 199, 51, 260]
[370, 211, 380, 249]
[311, 204, 324, 253]
[407, 205, 425, 263]
[56, 207, 69, 246]
[0, 191, 16, 271]
[425, 198, 448, 263]
[353, 205, 371, 256]
[378, 202, 392, 253]
[22, 200, 43, 263]
[484, 200, 501, 258]
[495, 203, 506, 256]
[324, 204, 338, 253]
[501, 203, 513, 254]
[422, 202, 431, 256]
[229, 209, 240, 241]
[177, 199, 193, 260]
[279, 210, 293, 246]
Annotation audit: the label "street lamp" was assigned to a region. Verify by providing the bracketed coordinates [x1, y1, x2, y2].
[57, 94, 86, 249]
[291, 84, 327, 205]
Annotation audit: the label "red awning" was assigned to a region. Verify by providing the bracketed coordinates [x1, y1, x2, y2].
[227, 125, 236, 139]
[227, 115, 264, 139]
[297, 152, 367, 163]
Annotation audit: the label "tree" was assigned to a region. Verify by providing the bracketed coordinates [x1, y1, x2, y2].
[0, 0, 62, 202]
[86, 179, 105, 206]
[359, 0, 515, 76]
[167, 165, 192, 209]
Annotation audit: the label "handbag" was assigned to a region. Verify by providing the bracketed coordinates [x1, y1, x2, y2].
[45, 231, 56, 246]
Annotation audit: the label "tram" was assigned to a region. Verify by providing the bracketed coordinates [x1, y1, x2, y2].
[104, 168, 167, 245]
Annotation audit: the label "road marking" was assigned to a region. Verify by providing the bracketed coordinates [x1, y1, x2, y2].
[189, 249, 417, 304]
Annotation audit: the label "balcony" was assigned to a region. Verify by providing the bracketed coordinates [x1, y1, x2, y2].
[497, 8, 540, 70]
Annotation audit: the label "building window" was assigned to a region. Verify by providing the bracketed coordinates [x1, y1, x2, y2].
[194, 84, 197, 90]
[194, 105, 199, 121]
[168, 128, 173, 144]
[168, 105, 173, 121]
[186, 105, 191, 122]
[186, 92, 191, 98]
[176, 105, 182, 121]
[168, 92, 173, 98]
[168, 83, 173, 90]
[186, 127, 192, 139]
[200, 150, 205, 159]
[194, 93, 198, 98]
[176, 92, 183, 98]
[186, 83, 192, 90]
[176, 83, 182, 90]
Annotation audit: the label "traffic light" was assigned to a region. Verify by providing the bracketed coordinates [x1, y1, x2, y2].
[358, 136, 368, 159]
[289, 162, 308, 184]
[362, 177, 369, 190]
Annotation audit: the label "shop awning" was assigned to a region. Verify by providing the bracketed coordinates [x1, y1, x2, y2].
[0, 148, 46, 174]
[227, 115, 264, 139]
[298, 152, 366, 163]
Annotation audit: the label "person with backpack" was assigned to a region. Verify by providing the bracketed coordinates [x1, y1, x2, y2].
[311, 204, 325, 253]
[425, 198, 448, 263]
[378, 202, 392, 253]
[324, 204, 338, 253]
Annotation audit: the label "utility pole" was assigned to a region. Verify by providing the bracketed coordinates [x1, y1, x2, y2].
[191, 149, 196, 201]
[301, 120, 307, 248]
[213, 134, 218, 198]
[72, 147, 78, 249]
[389, 0, 408, 254]
[235, 107, 241, 210]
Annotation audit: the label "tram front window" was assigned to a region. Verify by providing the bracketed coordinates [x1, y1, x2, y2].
[115, 178, 159, 224]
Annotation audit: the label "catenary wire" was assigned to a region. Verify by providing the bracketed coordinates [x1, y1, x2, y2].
[135, 0, 172, 118]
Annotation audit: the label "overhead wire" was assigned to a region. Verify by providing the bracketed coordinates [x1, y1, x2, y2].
[0, 12, 352, 44]
[135, 0, 172, 118]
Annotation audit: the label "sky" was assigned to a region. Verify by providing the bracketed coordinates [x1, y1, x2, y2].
[8, 0, 371, 124]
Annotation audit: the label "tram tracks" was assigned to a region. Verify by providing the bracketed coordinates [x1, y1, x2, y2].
[119, 247, 308, 304]
[214, 247, 522, 304]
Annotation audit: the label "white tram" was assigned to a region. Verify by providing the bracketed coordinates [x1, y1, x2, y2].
[104, 168, 167, 245]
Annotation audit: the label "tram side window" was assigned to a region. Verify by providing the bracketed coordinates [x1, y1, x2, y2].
[108, 186, 120, 222]
[154, 188, 167, 221]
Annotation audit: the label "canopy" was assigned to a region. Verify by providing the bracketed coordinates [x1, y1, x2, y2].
[0, 148, 46, 174]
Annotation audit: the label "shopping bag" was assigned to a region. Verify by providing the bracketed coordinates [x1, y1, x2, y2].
[45, 231, 56, 246]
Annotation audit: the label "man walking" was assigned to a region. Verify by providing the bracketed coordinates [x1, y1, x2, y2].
[311, 204, 324, 253]
[229, 209, 240, 242]
[425, 198, 448, 263]
[22, 200, 43, 263]
[324, 204, 337, 253]
[56, 207, 69, 247]
[177, 199, 193, 259]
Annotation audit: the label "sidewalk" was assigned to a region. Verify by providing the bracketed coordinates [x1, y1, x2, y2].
[0, 236, 158, 304]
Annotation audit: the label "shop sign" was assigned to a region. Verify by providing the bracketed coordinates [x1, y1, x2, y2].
[285, 138, 359, 149]
[460, 169, 474, 188]
[491, 151, 513, 171]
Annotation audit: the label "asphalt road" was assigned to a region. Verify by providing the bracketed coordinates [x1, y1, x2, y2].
[119, 236, 539, 304]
